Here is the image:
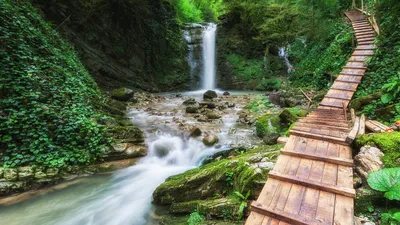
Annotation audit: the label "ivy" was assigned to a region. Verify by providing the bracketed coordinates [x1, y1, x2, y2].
[0, 1, 112, 168]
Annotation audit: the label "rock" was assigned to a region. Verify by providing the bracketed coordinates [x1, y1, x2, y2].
[279, 108, 308, 125]
[46, 168, 59, 177]
[354, 146, 384, 183]
[189, 127, 202, 137]
[17, 167, 35, 180]
[0, 168, 3, 179]
[355, 217, 376, 225]
[255, 114, 281, 138]
[354, 173, 363, 189]
[199, 102, 216, 109]
[262, 132, 280, 145]
[206, 111, 221, 120]
[269, 92, 281, 106]
[110, 88, 134, 101]
[0, 181, 27, 195]
[227, 102, 235, 108]
[104, 143, 147, 160]
[203, 134, 219, 146]
[223, 91, 230, 96]
[34, 170, 47, 179]
[170, 198, 240, 218]
[203, 90, 217, 100]
[182, 98, 197, 105]
[4, 168, 18, 181]
[153, 147, 280, 205]
[185, 106, 198, 113]
[110, 125, 144, 143]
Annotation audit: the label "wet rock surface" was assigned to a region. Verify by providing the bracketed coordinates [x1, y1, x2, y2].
[354, 146, 384, 183]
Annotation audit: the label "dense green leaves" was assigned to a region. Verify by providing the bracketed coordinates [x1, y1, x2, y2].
[169, 0, 224, 23]
[368, 168, 400, 201]
[0, 1, 111, 168]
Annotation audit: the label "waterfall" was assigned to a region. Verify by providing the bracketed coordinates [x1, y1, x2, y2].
[201, 23, 217, 90]
[278, 46, 294, 75]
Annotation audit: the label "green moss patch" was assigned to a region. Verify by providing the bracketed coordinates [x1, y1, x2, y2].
[356, 132, 400, 168]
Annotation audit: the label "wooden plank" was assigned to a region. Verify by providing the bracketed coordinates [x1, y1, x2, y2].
[365, 120, 381, 133]
[315, 191, 336, 224]
[268, 171, 356, 198]
[294, 122, 350, 132]
[333, 195, 354, 225]
[350, 108, 356, 123]
[346, 116, 360, 144]
[245, 212, 265, 225]
[359, 114, 366, 135]
[280, 149, 354, 167]
[277, 136, 289, 144]
[250, 202, 325, 225]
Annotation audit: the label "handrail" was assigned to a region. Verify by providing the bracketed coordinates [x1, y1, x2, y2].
[352, 0, 380, 35]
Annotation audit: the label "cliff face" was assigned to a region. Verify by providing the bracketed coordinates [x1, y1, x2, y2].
[33, 0, 189, 92]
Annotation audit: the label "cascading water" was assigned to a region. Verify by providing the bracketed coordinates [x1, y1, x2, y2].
[0, 106, 230, 225]
[278, 46, 295, 75]
[201, 23, 217, 90]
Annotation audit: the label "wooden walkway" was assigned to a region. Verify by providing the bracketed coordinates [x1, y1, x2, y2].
[245, 11, 375, 225]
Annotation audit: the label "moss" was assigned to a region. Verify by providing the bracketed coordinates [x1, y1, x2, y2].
[255, 114, 281, 137]
[356, 132, 400, 167]
[153, 145, 281, 205]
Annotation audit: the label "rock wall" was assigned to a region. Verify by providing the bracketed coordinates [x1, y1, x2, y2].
[33, 0, 189, 92]
[182, 24, 204, 89]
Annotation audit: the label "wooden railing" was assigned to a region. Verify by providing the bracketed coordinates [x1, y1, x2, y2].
[352, 0, 380, 35]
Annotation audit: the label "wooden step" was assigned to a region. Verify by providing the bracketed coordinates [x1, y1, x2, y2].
[299, 117, 348, 123]
[324, 94, 352, 101]
[319, 102, 346, 109]
[358, 37, 375, 42]
[293, 122, 350, 132]
[280, 149, 353, 166]
[268, 171, 356, 198]
[344, 66, 367, 70]
[289, 130, 347, 145]
[340, 72, 364, 76]
[353, 24, 371, 28]
[251, 202, 325, 225]
[335, 79, 361, 84]
[356, 34, 375, 38]
[352, 52, 374, 56]
[358, 41, 375, 45]
[354, 27, 373, 31]
[297, 119, 349, 127]
[331, 87, 357, 92]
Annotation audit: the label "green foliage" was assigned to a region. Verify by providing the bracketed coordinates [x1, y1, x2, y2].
[354, 0, 400, 123]
[289, 22, 353, 89]
[226, 54, 269, 82]
[382, 209, 400, 225]
[232, 190, 250, 221]
[247, 95, 275, 113]
[381, 72, 400, 104]
[187, 211, 205, 225]
[170, 0, 224, 23]
[367, 168, 400, 201]
[255, 114, 281, 137]
[225, 171, 234, 187]
[0, 1, 111, 168]
[356, 132, 400, 168]
[255, 78, 282, 91]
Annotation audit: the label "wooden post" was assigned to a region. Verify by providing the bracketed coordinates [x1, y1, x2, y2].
[361, 0, 364, 12]
[350, 108, 356, 123]
[352, 0, 356, 9]
[359, 114, 366, 135]
[300, 89, 312, 110]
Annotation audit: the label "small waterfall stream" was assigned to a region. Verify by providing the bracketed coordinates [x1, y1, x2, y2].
[279, 46, 295, 75]
[202, 23, 217, 90]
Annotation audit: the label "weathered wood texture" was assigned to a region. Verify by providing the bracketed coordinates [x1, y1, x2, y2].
[245, 10, 375, 225]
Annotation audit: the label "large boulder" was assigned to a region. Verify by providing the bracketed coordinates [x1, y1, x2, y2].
[203, 90, 218, 100]
[255, 114, 281, 138]
[153, 146, 280, 205]
[189, 127, 202, 137]
[203, 134, 219, 146]
[110, 88, 134, 101]
[109, 125, 144, 143]
[263, 132, 280, 145]
[354, 146, 384, 183]
[170, 198, 240, 218]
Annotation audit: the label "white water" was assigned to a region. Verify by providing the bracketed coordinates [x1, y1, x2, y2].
[278, 46, 294, 75]
[202, 23, 217, 90]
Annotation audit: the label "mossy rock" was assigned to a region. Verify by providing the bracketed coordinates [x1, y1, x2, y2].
[279, 107, 308, 125]
[355, 188, 386, 215]
[110, 125, 144, 143]
[110, 88, 134, 101]
[153, 146, 280, 205]
[255, 114, 281, 138]
[356, 132, 400, 167]
[170, 198, 240, 218]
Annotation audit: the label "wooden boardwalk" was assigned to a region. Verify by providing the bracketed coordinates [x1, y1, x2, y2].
[245, 10, 375, 225]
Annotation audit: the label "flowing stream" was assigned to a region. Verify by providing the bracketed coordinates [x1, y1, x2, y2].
[202, 23, 217, 90]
